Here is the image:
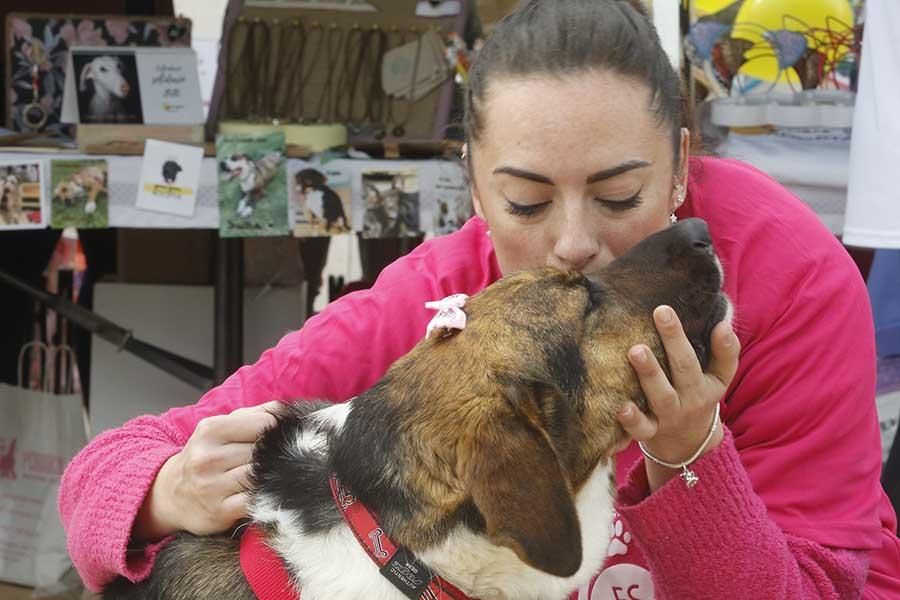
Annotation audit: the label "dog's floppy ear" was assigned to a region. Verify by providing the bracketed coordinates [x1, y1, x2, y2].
[466, 385, 582, 577]
[79, 64, 94, 91]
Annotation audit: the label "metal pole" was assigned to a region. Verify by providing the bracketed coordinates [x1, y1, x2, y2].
[214, 236, 244, 385]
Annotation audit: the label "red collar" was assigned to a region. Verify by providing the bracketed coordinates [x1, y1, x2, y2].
[329, 473, 475, 600]
[239, 524, 300, 600]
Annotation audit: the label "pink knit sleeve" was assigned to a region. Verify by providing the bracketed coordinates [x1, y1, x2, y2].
[58, 416, 188, 592]
[615, 427, 870, 599]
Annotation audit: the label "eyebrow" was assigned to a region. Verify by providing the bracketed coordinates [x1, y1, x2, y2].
[493, 160, 651, 185]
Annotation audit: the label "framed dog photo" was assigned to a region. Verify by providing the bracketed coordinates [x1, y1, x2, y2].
[0, 161, 46, 230]
[217, 131, 290, 238]
[292, 163, 353, 237]
[50, 159, 109, 229]
[361, 169, 422, 239]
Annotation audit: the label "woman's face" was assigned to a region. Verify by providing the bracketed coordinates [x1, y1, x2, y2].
[469, 70, 688, 278]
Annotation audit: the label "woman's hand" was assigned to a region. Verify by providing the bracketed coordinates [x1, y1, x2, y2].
[618, 305, 740, 492]
[133, 401, 281, 541]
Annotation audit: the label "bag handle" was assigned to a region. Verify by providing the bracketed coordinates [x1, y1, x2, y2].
[52, 344, 78, 395]
[17, 340, 51, 391]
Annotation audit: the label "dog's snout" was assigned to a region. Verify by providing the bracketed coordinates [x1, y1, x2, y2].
[676, 218, 713, 253]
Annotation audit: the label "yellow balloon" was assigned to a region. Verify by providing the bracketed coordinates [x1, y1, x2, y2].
[691, 0, 738, 17]
[731, 0, 854, 84]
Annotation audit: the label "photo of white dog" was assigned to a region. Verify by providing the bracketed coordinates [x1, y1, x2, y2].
[219, 152, 284, 218]
[73, 50, 144, 124]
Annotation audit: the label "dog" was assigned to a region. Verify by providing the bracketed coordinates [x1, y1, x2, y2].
[162, 160, 182, 184]
[79, 55, 133, 122]
[53, 165, 106, 214]
[104, 219, 731, 600]
[219, 152, 283, 218]
[295, 168, 349, 232]
[0, 173, 27, 225]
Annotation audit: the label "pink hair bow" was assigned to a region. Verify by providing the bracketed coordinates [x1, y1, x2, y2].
[425, 293, 470, 339]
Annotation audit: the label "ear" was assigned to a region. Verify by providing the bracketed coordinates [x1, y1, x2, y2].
[470, 180, 485, 221]
[79, 64, 93, 91]
[466, 388, 582, 577]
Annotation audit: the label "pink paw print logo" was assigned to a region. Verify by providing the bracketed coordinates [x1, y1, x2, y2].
[607, 514, 631, 557]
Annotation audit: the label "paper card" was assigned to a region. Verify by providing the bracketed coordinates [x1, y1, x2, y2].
[432, 168, 472, 235]
[292, 161, 353, 237]
[0, 161, 46, 230]
[62, 47, 203, 125]
[361, 168, 422, 238]
[135, 140, 204, 217]
[217, 131, 290, 238]
[49, 159, 109, 229]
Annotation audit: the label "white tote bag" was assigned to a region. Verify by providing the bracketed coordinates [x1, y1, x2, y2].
[0, 343, 88, 587]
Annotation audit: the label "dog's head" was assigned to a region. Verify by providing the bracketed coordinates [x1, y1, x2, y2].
[219, 154, 251, 181]
[54, 180, 84, 202]
[79, 55, 129, 97]
[382, 218, 729, 578]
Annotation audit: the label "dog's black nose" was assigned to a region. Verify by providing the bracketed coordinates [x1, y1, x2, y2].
[676, 218, 713, 253]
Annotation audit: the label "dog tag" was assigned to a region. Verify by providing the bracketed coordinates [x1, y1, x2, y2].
[379, 547, 433, 600]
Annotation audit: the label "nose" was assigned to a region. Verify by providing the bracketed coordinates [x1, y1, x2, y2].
[676, 218, 713, 253]
[551, 214, 600, 272]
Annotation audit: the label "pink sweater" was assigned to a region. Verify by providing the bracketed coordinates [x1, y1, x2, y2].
[60, 158, 900, 598]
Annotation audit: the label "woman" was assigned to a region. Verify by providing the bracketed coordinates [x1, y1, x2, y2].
[60, 1, 900, 597]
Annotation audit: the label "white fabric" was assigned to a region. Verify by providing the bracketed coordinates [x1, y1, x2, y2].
[715, 132, 850, 234]
[844, 0, 900, 248]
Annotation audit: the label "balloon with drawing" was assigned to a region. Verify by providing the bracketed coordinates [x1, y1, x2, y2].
[685, 0, 861, 97]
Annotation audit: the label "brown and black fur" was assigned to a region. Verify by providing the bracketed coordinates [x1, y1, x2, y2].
[105, 218, 729, 600]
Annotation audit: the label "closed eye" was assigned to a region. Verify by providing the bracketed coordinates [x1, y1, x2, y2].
[505, 199, 550, 218]
[595, 190, 642, 212]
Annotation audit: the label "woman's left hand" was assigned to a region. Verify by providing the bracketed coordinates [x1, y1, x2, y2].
[617, 305, 740, 492]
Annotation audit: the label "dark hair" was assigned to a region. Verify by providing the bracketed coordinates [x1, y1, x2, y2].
[464, 0, 688, 161]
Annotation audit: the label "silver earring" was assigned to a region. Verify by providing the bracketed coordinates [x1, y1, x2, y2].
[670, 213, 678, 224]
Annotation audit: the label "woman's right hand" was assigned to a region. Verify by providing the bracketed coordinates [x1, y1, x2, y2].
[133, 401, 281, 541]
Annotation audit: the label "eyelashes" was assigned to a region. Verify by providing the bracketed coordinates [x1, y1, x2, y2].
[505, 200, 551, 217]
[504, 190, 643, 218]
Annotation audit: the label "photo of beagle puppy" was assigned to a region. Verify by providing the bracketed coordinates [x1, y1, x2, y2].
[104, 219, 731, 600]
[294, 168, 350, 233]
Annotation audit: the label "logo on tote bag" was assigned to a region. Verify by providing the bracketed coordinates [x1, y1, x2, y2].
[0, 438, 17, 479]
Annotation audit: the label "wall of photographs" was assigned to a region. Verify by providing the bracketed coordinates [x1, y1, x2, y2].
[0, 148, 471, 240]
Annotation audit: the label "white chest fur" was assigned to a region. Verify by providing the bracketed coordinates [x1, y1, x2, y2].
[252, 454, 614, 600]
